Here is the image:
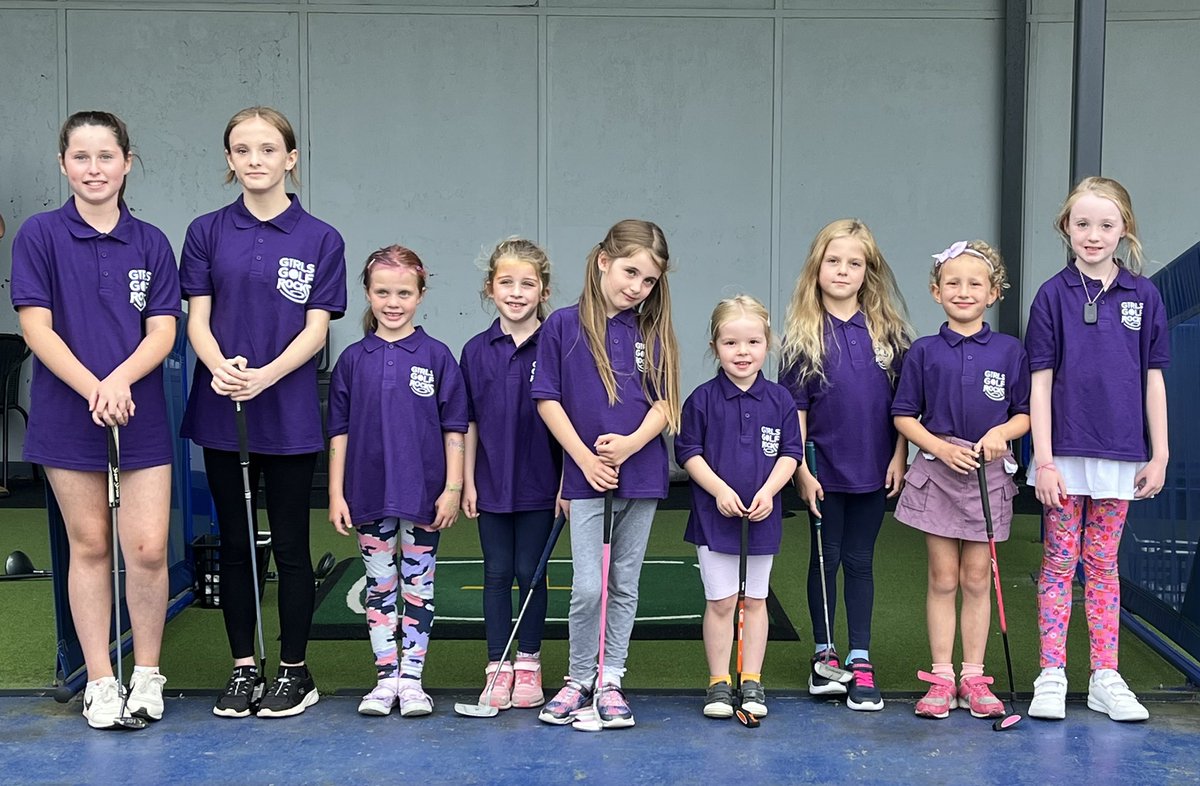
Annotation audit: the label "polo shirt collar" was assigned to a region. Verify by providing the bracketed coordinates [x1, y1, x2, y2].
[1062, 260, 1138, 292]
[938, 321, 992, 347]
[718, 369, 765, 400]
[610, 308, 638, 328]
[60, 198, 134, 244]
[230, 193, 304, 233]
[362, 326, 427, 353]
[825, 310, 867, 332]
[487, 317, 542, 347]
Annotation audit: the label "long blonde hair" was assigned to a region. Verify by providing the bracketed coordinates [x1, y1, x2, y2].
[781, 219, 911, 385]
[578, 219, 681, 433]
[1055, 176, 1145, 275]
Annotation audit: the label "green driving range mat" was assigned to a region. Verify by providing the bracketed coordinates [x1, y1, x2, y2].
[310, 556, 798, 642]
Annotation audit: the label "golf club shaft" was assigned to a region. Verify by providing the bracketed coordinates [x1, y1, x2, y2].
[977, 463, 1019, 705]
[108, 426, 123, 690]
[236, 403, 268, 672]
[805, 442, 837, 653]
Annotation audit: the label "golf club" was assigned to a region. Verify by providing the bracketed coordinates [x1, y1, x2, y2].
[236, 402, 267, 706]
[734, 514, 760, 728]
[455, 512, 568, 717]
[977, 462, 1022, 731]
[105, 426, 147, 730]
[574, 490, 615, 732]
[804, 441, 854, 684]
[0, 550, 52, 581]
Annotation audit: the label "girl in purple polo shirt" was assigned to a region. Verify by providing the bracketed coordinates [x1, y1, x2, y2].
[892, 240, 1030, 720]
[460, 238, 562, 710]
[780, 219, 911, 711]
[676, 296, 802, 719]
[328, 245, 468, 718]
[1025, 178, 1168, 722]
[11, 111, 180, 729]
[533, 219, 682, 729]
[180, 107, 347, 719]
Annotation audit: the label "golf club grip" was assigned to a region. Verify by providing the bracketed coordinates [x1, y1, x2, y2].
[977, 463, 995, 540]
[235, 402, 250, 463]
[739, 516, 748, 590]
[530, 513, 568, 587]
[804, 440, 821, 528]
[603, 489, 614, 545]
[107, 426, 120, 508]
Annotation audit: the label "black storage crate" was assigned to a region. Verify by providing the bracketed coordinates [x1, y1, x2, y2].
[192, 532, 272, 609]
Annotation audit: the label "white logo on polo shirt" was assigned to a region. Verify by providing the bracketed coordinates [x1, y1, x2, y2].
[1121, 301, 1144, 331]
[276, 257, 315, 304]
[635, 342, 647, 373]
[410, 365, 435, 397]
[529, 360, 537, 383]
[128, 269, 151, 312]
[761, 426, 780, 457]
[874, 345, 889, 371]
[982, 369, 1006, 402]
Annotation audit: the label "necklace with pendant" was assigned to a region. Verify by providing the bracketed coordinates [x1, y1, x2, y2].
[1080, 268, 1111, 325]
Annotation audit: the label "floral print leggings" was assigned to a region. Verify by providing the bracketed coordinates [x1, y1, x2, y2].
[1038, 495, 1128, 670]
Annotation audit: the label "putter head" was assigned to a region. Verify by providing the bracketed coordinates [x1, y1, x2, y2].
[572, 707, 604, 732]
[735, 707, 760, 728]
[993, 712, 1022, 731]
[111, 714, 148, 731]
[453, 701, 500, 718]
[814, 660, 855, 684]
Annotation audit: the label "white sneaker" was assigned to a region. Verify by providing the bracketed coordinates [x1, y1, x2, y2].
[397, 679, 433, 717]
[1028, 667, 1067, 720]
[1088, 669, 1149, 722]
[126, 671, 166, 721]
[82, 677, 124, 729]
[358, 679, 399, 716]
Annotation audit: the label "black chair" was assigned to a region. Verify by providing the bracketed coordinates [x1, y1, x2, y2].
[0, 334, 31, 494]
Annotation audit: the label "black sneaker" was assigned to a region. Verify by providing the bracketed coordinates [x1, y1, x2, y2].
[739, 680, 768, 717]
[213, 666, 263, 718]
[257, 666, 320, 718]
[846, 659, 884, 711]
[703, 681, 734, 719]
[809, 650, 848, 696]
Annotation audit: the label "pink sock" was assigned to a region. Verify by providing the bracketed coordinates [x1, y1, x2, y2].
[960, 662, 984, 679]
[932, 662, 955, 680]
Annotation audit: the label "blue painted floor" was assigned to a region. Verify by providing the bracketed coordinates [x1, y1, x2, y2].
[3, 693, 1198, 785]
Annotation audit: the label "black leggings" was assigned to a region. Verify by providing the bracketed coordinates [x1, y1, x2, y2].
[204, 448, 317, 664]
[806, 488, 886, 652]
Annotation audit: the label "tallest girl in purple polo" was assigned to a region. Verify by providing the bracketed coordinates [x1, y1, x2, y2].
[1025, 177, 1168, 722]
[11, 111, 180, 729]
[533, 219, 682, 729]
[180, 107, 347, 718]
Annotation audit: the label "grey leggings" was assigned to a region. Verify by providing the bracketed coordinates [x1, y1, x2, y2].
[567, 497, 658, 685]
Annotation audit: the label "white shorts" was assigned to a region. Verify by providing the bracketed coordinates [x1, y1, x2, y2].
[696, 546, 773, 600]
[1027, 455, 1144, 501]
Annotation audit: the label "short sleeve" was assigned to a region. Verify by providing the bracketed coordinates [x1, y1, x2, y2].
[1008, 343, 1031, 416]
[458, 343, 477, 422]
[1146, 285, 1170, 369]
[436, 346, 469, 433]
[778, 361, 809, 410]
[777, 392, 804, 461]
[143, 228, 182, 319]
[326, 350, 352, 437]
[10, 218, 54, 310]
[890, 343, 925, 417]
[531, 311, 564, 402]
[179, 218, 214, 298]
[306, 229, 347, 319]
[673, 387, 706, 466]
[1024, 285, 1059, 372]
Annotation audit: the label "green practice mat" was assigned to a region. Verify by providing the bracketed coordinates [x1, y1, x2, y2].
[310, 555, 799, 642]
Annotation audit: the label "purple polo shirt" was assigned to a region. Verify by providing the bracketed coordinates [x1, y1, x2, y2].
[675, 371, 803, 556]
[10, 199, 181, 471]
[327, 327, 469, 526]
[1025, 263, 1169, 461]
[779, 312, 901, 492]
[179, 195, 346, 454]
[460, 319, 561, 513]
[891, 323, 1030, 443]
[531, 304, 668, 500]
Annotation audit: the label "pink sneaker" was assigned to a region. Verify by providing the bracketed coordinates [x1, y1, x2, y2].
[914, 671, 957, 719]
[511, 655, 544, 708]
[958, 675, 1005, 718]
[480, 661, 514, 710]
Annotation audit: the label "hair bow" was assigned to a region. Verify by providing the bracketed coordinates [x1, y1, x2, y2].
[932, 241, 991, 270]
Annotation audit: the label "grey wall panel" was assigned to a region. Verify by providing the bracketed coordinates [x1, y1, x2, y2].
[320, 0, 534, 5]
[66, 10, 301, 252]
[546, 16, 775, 396]
[1022, 20, 1072, 314]
[781, 18, 1004, 339]
[552, 0, 771, 8]
[1104, 19, 1200, 269]
[784, 0, 1002, 12]
[1033, 0, 1200, 18]
[1, 10, 60, 336]
[308, 13, 539, 359]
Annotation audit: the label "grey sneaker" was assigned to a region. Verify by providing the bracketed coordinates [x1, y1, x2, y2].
[739, 680, 768, 717]
[703, 681, 734, 718]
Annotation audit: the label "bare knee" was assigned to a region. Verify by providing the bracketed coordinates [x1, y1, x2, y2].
[928, 566, 959, 596]
[959, 563, 991, 597]
[708, 595, 737, 617]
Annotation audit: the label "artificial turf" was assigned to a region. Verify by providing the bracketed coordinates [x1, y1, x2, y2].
[0, 506, 1189, 696]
